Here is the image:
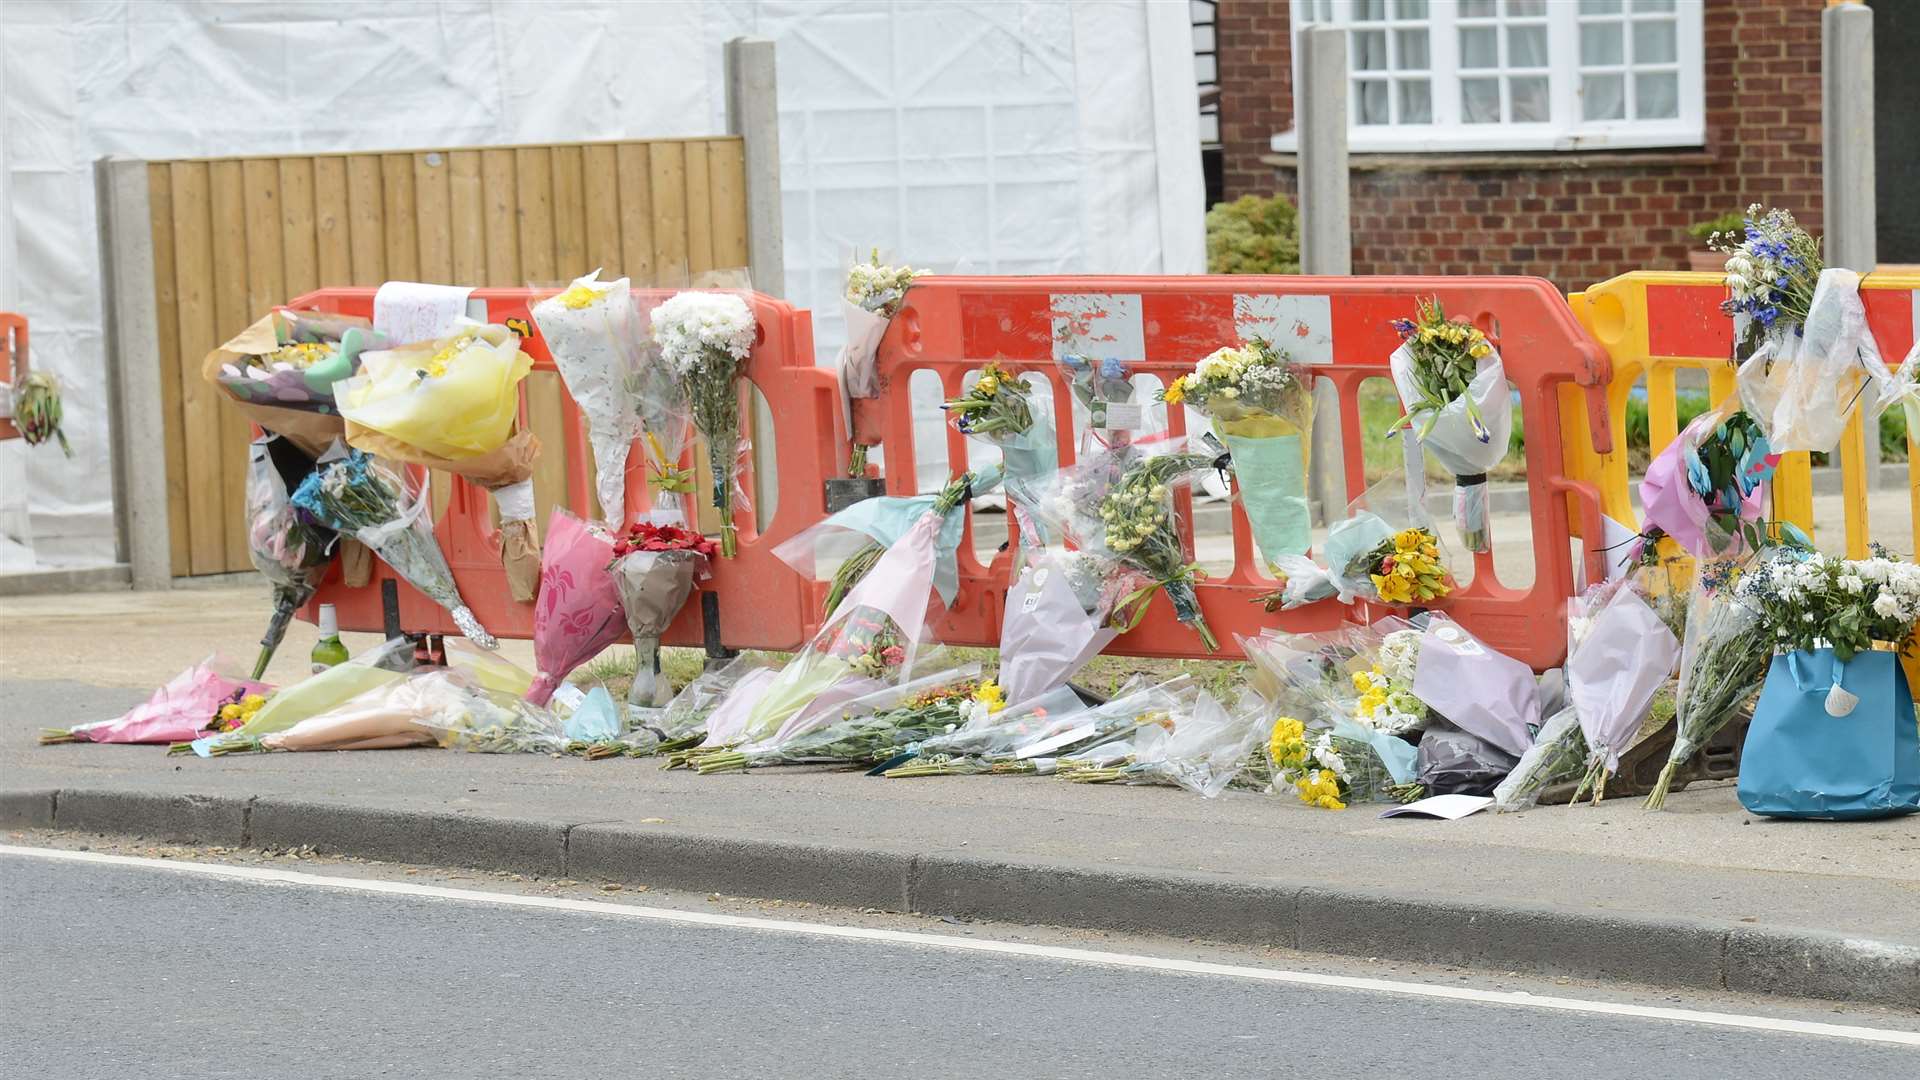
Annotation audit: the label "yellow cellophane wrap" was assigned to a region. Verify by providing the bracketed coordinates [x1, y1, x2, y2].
[335, 325, 533, 460]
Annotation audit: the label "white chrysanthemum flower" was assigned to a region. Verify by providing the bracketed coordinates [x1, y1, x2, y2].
[1839, 574, 1865, 594]
[1872, 592, 1903, 619]
[650, 290, 756, 372]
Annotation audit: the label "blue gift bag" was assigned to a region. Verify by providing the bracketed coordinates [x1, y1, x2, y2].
[1737, 649, 1920, 820]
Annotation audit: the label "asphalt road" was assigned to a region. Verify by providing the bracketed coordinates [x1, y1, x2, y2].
[2, 853, 1914, 1079]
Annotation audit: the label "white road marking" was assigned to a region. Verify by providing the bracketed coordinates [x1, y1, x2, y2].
[6, 844, 1917, 1049]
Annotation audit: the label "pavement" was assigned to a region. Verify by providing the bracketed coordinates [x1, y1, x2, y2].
[5, 850, 1916, 1079]
[6, 669, 1919, 1009]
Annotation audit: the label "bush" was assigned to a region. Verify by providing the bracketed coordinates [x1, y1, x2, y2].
[1206, 194, 1300, 275]
[1685, 211, 1744, 243]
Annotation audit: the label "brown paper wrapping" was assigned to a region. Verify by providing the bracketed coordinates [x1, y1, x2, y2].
[500, 518, 541, 602]
[340, 538, 373, 588]
[201, 314, 346, 458]
[343, 424, 544, 597]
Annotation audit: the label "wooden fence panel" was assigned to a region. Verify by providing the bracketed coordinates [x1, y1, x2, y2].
[142, 138, 750, 574]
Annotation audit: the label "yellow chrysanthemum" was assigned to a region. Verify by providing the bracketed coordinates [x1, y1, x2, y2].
[1162, 375, 1186, 405]
[557, 282, 602, 310]
[973, 680, 1007, 714]
[1351, 670, 1374, 694]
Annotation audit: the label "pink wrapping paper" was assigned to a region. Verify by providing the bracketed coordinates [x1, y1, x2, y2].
[527, 509, 629, 706]
[1640, 411, 1767, 559]
[65, 658, 270, 744]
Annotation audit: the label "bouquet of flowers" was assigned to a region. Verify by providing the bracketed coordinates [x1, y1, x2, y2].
[629, 653, 780, 757]
[1346, 625, 1432, 737]
[336, 322, 541, 598]
[1240, 626, 1368, 723]
[693, 665, 988, 773]
[416, 689, 568, 755]
[1385, 298, 1512, 553]
[1059, 353, 1139, 445]
[774, 469, 993, 619]
[206, 309, 385, 454]
[996, 549, 1146, 706]
[1334, 525, 1452, 607]
[1265, 713, 1402, 809]
[1739, 551, 1920, 663]
[1060, 690, 1267, 798]
[532, 271, 648, 525]
[1644, 564, 1770, 809]
[189, 636, 416, 755]
[881, 683, 1090, 777]
[292, 450, 494, 647]
[1715, 205, 1885, 454]
[1038, 437, 1224, 651]
[892, 678, 1186, 778]
[240, 672, 472, 753]
[609, 521, 716, 706]
[243, 435, 337, 679]
[1565, 574, 1683, 803]
[634, 359, 698, 516]
[1163, 338, 1314, 562]
[1410, 616, 1538, 759]
[838, 251, 922, 398]
[526, 509, 628, 706]
[41, 657, 269, 746]
[942, 362, 1059, 531]
[727, 506, 944, 749]
[1640, 400, 1776, 558]
[12, 372, 72, 456]
[650, 290, 758, 557]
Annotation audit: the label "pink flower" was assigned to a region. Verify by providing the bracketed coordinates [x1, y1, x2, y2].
[881, 645, 906, 667]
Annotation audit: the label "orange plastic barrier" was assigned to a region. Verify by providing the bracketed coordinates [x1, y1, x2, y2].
[851, 276, 1614, 670]
[285, 287, 845, 653]
[0, 313, 26, 441]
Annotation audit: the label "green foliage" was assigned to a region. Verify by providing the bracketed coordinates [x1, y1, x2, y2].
[1206, 194, 1300, 275]
[1685, 211, 1745, 242]
[1880, 406, 1910, 460]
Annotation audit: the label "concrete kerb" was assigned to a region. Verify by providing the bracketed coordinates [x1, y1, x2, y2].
[5, 785, 1915, 1009]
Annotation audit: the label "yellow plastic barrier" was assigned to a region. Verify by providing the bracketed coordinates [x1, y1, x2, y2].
[1564, 270, 1919, 562]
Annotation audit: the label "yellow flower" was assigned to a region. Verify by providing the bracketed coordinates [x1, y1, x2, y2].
[1393, 528, 1427, 553]
[557, 282, 601, 310]
[1418, 326, 1437, 343]
[240, 694, 267, 711]
[1469, 340, 1492, 359]
[1351, 670, 1374, 694]
[1373, 572, 1416, 605]
[974, 680, 1007, 713]
[976, 375, 999, 395]
[422, 333, 477, 379]
[218, 704, 242, 722]
[1162, 375, 1186, 405]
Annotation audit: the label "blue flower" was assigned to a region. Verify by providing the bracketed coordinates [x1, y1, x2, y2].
[1061, 353, 1089, 372]
[1099, 357, 1125, 380]
[1683, 445, 1713, 499]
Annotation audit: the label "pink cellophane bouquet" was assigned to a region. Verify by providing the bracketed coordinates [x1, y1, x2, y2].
[527, 509, 629, 706]
[40, 656, 270, 745]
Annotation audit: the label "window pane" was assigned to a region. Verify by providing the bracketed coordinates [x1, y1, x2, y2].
[1195, 55, 1216, 83]
[1461, 78, 1501, 123]
[1635, 71, 1679, 118]
[1579, 0, 1623, 12]
[1398, 79, 1432, 123]
[1633, 20, 1677, 64]
[1508, 25, 1547, 67]
[1354, 0, 1387, 20]
[1582, 73, 1625, 120]
[1396, 29, 1430, 70]
[1633, 0, 1676, 11]
[1505, 0, 1546, 15]
[1355, 30, 1388, 70]
[1358, 79, 1392, 125]
[1510, 76, 1549, 122]
[1460, 27, 1498, 68]
[1581, 22, 1623, 65]
[1394, 0, 1429, 18]
[1460, 0, 1496, 17]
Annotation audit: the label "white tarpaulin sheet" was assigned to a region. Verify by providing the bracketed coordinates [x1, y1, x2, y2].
[0, 0, 1201, 570]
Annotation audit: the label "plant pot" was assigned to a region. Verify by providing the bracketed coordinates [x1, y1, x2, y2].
[1687, 250, 1723, 273]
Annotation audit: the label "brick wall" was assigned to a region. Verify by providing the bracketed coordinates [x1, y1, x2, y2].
[1216, 0, 1825, 292]
[1216, 0, 1294, 204]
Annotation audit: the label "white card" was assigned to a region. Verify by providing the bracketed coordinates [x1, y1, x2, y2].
[550, 683, 587, 712]
[1099, 401, 1145, 430]
[1378, 794, 1493, 820]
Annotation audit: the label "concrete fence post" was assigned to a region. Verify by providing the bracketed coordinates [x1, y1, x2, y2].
[725, 37, 785, 300]
[1297, 25, 1351, 517]
[1822, 2, 1878, 486]
[93, 156, 172, 590]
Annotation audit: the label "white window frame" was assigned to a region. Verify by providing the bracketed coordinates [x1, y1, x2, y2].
[1272, 0, 1705, 154]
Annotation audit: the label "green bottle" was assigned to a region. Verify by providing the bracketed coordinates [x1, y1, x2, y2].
[310, 603, 350, 673]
